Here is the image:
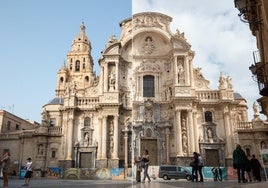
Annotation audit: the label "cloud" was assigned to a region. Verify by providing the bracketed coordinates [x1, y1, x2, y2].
[133, 0, 261, 120]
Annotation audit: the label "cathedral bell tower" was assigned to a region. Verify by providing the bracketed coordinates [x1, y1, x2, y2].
[56, 23, 95, 98]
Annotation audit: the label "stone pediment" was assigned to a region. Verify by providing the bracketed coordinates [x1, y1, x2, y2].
[102, 42, 120, 55]
[172, 29, 191, 50]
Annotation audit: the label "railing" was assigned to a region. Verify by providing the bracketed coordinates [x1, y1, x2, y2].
[77, 97, 99, 108]
[48, 126, 62, 135]
[237, 122, 253, 130]
[196, 91, 220, 100]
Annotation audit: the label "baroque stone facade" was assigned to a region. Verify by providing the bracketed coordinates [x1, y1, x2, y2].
[1, 12, 268, 178]
[43, 12, 254, 168]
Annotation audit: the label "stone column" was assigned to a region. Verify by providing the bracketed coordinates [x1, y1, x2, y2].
[113, 115, 119, 159]
[188, 110, 195, 153]
[174, 56, 179, 85]
[193, 110, 199, 153]
[122, 127, 129, 168]
[97, 117, 102, 159]
[115, 62, 118, 91]
[165, 128, 170, 164]
[185, 56, 190, 85]
[176, 110, 183, 156]
[104, 63, 108, 92]
[66, 112, 74, 160]
[224, 110, 232, 158]
[101, 115, 107, 159]
[100, 65, 104, 93]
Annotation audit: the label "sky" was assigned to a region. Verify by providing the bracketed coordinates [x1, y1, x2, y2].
[0, 0, 131, 122]
[0, 0, 262, 122]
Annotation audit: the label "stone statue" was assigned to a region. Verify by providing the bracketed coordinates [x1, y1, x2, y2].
[207, 128, 213, 143]
[219, 73, 227, 89]
[182, 133, 188, 153]
[227, 76, 233, 89]
[177, 63, 184, 84]
[109, 72, 116, 91]
[84, 133, 89, 146]
[253, 102, 259, 115]
[109, 120, 114, 135]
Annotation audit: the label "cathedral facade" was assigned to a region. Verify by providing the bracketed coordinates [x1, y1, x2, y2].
[37, 12, 251, 171]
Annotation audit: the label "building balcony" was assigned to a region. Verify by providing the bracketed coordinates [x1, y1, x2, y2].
[249, 50, 268, 96]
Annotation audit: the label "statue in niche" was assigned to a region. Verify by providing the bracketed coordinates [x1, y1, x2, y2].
[84, 132, 89, 146]
[177, 62, 185, 84]
[207, 128, 213, 143]
[143, 36, 155, 54]
[182, 133, 188, 154]
[181, 119, 186, 131]
[108, 71, 116, 91]
[165, 87, 172, 100]
[110, 136, 114, 154]
[109, 120, 114, 135]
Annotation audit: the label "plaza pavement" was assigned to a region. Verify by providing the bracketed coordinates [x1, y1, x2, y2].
[3, 178, 268, 188]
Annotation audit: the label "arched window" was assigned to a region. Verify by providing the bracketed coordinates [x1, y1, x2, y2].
[75, 60, 80, 71]
[85, 76, 89, 82]
[60, 77, 64, 83]
[84, 117, 90, 127]
[205, 111, 213, 122]
[143, 75, 154, 97]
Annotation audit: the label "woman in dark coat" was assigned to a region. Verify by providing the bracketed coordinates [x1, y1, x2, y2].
[250, 154, 262, 181]
[233, 144, 247, 183]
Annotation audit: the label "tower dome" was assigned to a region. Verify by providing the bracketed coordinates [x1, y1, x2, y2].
[71, 22, 92, 52]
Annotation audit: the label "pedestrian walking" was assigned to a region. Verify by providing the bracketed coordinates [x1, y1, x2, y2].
[22, 158, 33, 186]
[190, 152, 199, 182]
[233, 144, 247, 183]
[197, 153, 204, 182]
[141, 150, 151, 183]
[250, 154, 262, 181]
[1, 151, 11, 187]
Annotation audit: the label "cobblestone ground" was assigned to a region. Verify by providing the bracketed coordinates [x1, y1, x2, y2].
[4, 178, 268, 188]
